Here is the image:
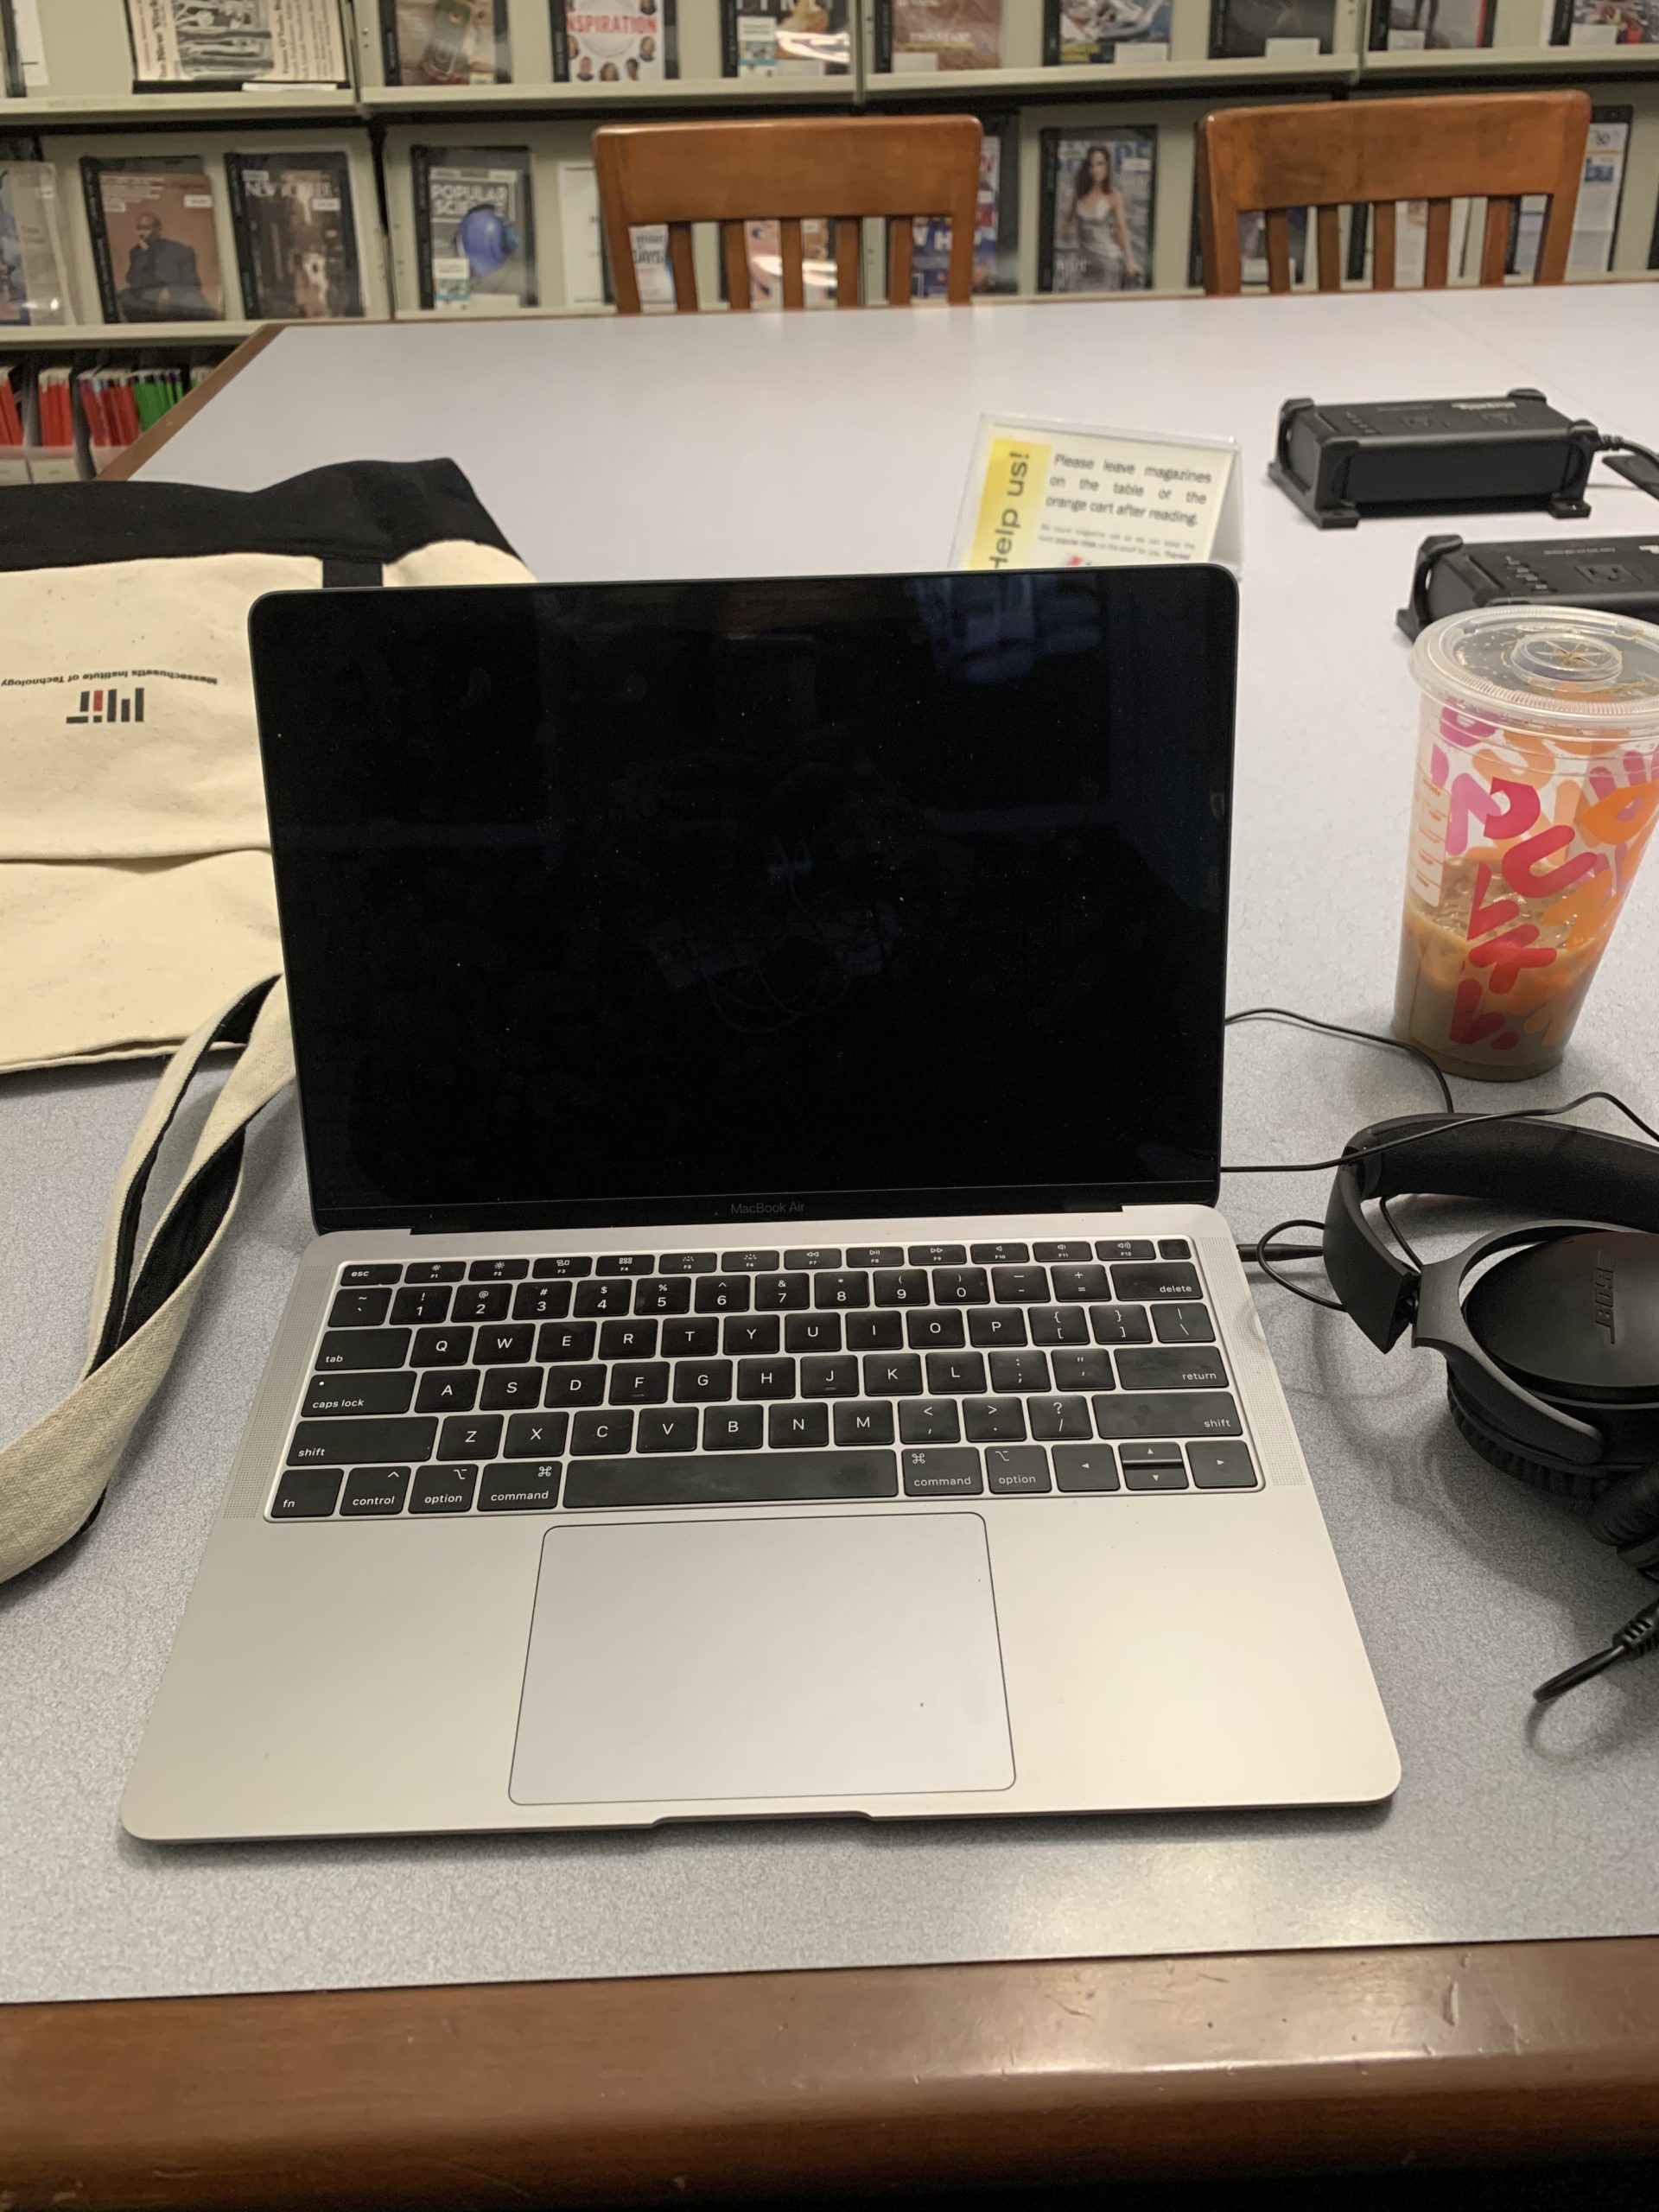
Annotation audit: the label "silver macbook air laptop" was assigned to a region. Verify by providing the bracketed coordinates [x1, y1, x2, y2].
[123, 564, 1399, 1841]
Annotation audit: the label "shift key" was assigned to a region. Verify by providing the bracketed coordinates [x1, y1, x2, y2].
[287, 1416, 435, 1466]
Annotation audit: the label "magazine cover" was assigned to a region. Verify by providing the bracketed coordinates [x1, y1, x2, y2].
[0, 161, 75, 324]
[1509, 107, 1630, 276]
[1552, 0, 1656, 38]
[740, 217, 836, 305]
[1, 0, 48, 92]
[382, 0, 510, 84]
[877, 0, 1001, 69]
[914, 116, 1017, 296]
[124, 0, 347, 86]
[1045, 0, 1172, 63]
[552, 0, 677, 76]
[722, 0, 851, 75]
[1210, 0, 1335, 53]
[226, 151, 361, 318]
[81, 156, 226, 322]
[1370, 0, 1490, 46]
[1039, 129, 1155, 293]
[556, 162, 671, 306]
[412, 146, 537, 310]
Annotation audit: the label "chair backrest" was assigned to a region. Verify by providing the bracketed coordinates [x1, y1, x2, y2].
[1198, 92, 1591, 296]
[593, 115, 982, 313]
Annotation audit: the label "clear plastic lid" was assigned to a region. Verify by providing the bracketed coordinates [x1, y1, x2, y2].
[1412, 604, 1659, 739]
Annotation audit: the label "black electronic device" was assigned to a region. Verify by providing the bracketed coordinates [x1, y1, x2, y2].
[1270, 388, 1600, 529]
[1398, 531, 1659, 639]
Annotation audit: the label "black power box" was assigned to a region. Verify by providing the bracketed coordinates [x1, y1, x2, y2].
[1270, 388, 1599, 530]
[1398, 531, 1659, 639]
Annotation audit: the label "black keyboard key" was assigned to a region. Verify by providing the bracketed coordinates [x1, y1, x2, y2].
[565, 1449, 897, 1508]
[438, 1413, 502, 1459]
[909, 1243, 967, 1267]
[658, 1251, 716, 1274]
[932, 1268, 989, 1306]
[863, 1352, 923, 1396]
[662, 1317, 719, 1357]
[416, 1369, 479, 1413]
[571, 1410, 634, 1456]
[574, 1280, 631, 1319]
[340, 1262, 400, 1287]
[971, 1241, 1029, 1265]
[482, 1367, 542, 1411]
[991, 1266, 1048, 1303]
[533, 1255, 591, 1278]
[1113, 1262, 1203, 1301]
[1190, 1442, 1258, 1490]
[1115, 1347, 1227, 1392]
[835, 1400, 896, 1446]
[800, 1354, 860, 1398]
[986, 1444, 1051, 1494]
[513, 1281, 573, 1321]
[480, 1463, 561, 1512]
[595, 1253, 653, 1277]
[906, 1311, 965, 1349]
[476, 1324, 533, 1365]
[328, 1287, 391, 1327]
[815, 1270, 870, 1311]
[315, 1327, 409, 1372]
[847, 1244, 904, 1268]
[1053, 1443, 1120, 1493]
[1033, 1240, 1093, 1263]
[1029, 1306, 1087, 1346]
[1121, 1440, 1184, 1465]
[340, 1467, 410, 1516]
[703, 1405, 765, 1451]
[1090, 1304, 1152, 1346]
[672, 1359, 733, 1402]
[785, 1246, 842, 1269]
[1160, 1238, 1192, 1259]
[410, 1465, 478, 1513]
[303, 1373, 414, 1418]
[271, 1467, 341, 1518]
[874, 1269, 930, 1307]
[404, 1259, 464, 1285]
[737, 1357, 796, 1401]
[391, 1285, 452, 1325]
[969, 1306, 1028, 1349]
[599, 1319, 658, 1360]
[410, 1326, 472, 1369]
[634, 1277, 692, 1315]
[723, 1316, 780, 1355]
[786, 1313, 841, 1352]
[755, 1272, 810, 1312]
[846, 1312, 903, 1351]
[925, 1351, 986, 1395]
[611, 1361, 670, 1405]
[505, 1411, 569, 1457]
[963, 1397, 1026, 1442]
[1124, 1459, 1189, 1493]
[1051, 1348, 1115, 1391]
[1090, 1390, 1239, 1440]
[695, 1275, 751, 1313]
[545, 1364, 606, 1407]
[1028, 1396, 1092, 1441]
[721, 1248, 779, 1273]
[770, 1402, 830, 1447]
[1052, 1263, 1110, 1302]
[637, 1408, 700, 1452]
[470, 1257, 528, 1282]
[989, 1349, 1050, 1393]
[902, 1446, 981, 1496]
[1097, 1237, 1156, 1264]
[539, 1321, 597, 1363]
[452, 1284, 511, 1323]
[1154, 1304, 1216, 1345]
[288, 1416, 435, 1466]
[899, 1400, 961, 1444]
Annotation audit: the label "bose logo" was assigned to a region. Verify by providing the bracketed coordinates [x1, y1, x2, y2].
[1593, 1248, 1616, 1343]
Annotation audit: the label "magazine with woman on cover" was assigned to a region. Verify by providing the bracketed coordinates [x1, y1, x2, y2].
[1045, 0, 1171, 63]
[382, 0, 510, 84]
[0, 162, 75, 324]
[124, 0, 347, 87]
[226, 151, 361, 318]
[913, 118, 1017, 295]
[81, 156, 226, 321]
[412, 145, 537, 310]
[722, 0, 850, 74]
[878, 0, 1001, 69]
[552, 0, 677, 79]
[1039, 129, 1154, 292]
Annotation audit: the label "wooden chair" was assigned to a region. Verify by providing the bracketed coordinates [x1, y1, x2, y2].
[1197, 92, 1592, 296]
[593, 115, 982, 313]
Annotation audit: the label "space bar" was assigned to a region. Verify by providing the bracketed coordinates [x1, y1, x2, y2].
[563, 1451, 899, 1510]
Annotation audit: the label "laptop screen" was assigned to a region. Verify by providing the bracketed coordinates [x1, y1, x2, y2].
[251, 568, 1236, 1231]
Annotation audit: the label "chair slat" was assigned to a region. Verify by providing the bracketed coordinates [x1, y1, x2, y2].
[667, 222, 698, 312]
[1371, 200, 1396, 291]
[1481, 195, 1512, 286]
[1423, 197, 1452, 289]
[1265, 207, 1293, 294]
[779, 217, 806, 310]
[1316, 204, 1340, 293]
[887, 214, 914, 306]
[721, 219, 751, 311]
[835, 217, 861, 308]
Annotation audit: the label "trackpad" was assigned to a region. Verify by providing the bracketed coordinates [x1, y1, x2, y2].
[510, 1514, 1014, 1806]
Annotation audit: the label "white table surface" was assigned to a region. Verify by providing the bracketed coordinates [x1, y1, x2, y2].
[6, 286, 1659, 2007]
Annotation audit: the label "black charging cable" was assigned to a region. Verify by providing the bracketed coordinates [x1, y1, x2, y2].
[1599, 434, 1659, 501]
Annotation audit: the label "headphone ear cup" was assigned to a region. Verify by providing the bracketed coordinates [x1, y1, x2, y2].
[1587, 1465, 1659, 1548]
[1446, 1376, 1611, 1502]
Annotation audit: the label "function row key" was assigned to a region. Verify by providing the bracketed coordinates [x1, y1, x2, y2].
[338, 1263, 401, 1288]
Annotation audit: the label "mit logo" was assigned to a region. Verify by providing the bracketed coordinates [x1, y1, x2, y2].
[67, 686, 145, 725]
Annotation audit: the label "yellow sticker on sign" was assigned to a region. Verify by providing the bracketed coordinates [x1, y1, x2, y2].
[965, 437, 1053, 570]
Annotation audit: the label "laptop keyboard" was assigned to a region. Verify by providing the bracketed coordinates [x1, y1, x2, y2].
[268, 1239, 1261, 1521]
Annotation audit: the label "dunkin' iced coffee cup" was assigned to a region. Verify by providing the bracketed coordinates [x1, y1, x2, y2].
[1396, 605, 1659, 1080]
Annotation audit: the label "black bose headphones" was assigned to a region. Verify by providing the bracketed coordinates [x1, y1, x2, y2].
[1320, 1112, 1659, 1698]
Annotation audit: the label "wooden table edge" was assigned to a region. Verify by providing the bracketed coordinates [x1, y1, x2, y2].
[5, 1935, 1659, 2207]
[98, 325, 285, 484]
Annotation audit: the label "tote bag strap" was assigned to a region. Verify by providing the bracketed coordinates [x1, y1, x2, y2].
[1, 976, 294, 1584]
